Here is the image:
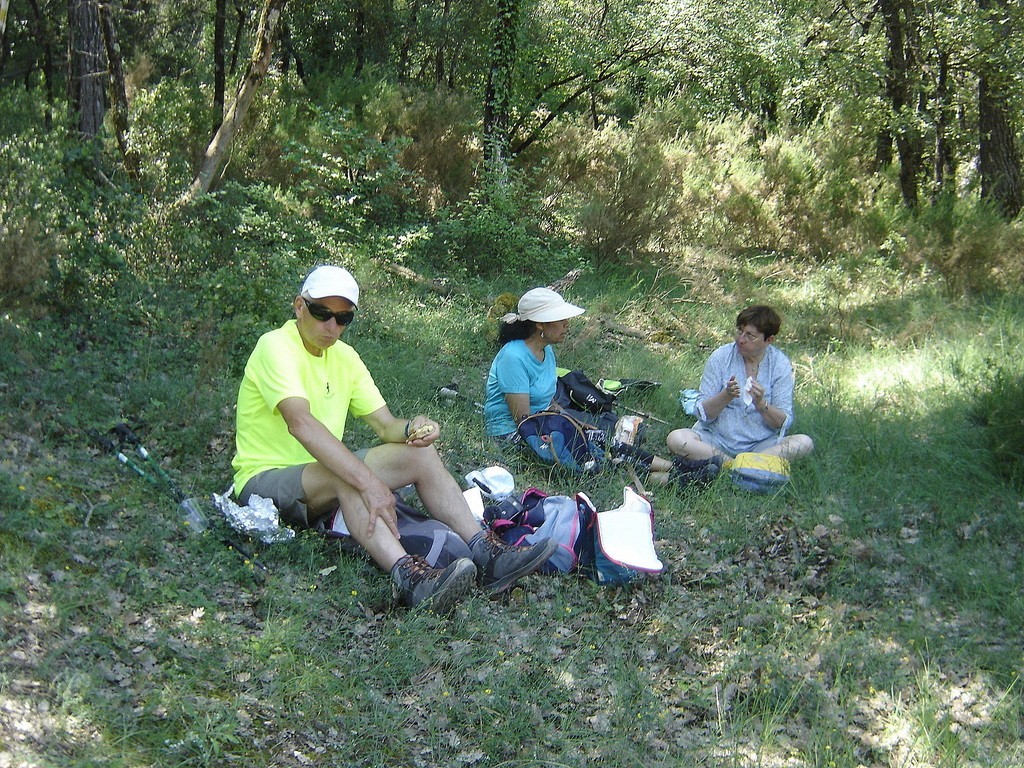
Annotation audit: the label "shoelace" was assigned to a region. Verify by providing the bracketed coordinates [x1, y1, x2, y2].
[480, 530, 521, 556]
[396, 554, 432, 585]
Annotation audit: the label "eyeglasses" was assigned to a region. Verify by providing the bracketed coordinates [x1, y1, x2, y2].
[303, 297, 355, 326]
[735, 329, 763, 342]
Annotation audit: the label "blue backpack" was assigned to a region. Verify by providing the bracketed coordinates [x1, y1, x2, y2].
[516, 411, 605, 473]
[487, 486, 664, 584]
[487, 488, 596, 574]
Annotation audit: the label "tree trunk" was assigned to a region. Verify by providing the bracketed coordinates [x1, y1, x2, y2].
[931, 50, 952, 201]
[483, 0, 519, 179]
[353, 0, 365, 75]
[278, 20, 305, 83]
[1, 0, 11, 72]
[397, 0, 421, 82]
[432, 0, 451, 87]
[67, 0, 106, 138]
[98, 1, 139, 181]
[180, 0, 287, 205]
[214, 0, 226, 132]
[229, 0, 249, 75]
[977, 0, 1022, 219]
[27, 0, 54, 129]
[878, 0, 922, 209]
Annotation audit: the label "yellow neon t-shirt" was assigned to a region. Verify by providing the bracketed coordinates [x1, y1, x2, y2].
[231, 320, 386, 493]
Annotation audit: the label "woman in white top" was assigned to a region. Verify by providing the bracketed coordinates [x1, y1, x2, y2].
[667, 305, 814, 462]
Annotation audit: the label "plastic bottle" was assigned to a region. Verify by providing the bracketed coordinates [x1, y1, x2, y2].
[178, 497, 209, 533]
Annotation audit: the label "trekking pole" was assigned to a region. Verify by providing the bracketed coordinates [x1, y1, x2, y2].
[112, 426, 273, 573]
[112, 424, 188, 500]
[626, 464, 649, 498]
[89, 427, 269, 573]
[88, 429, 166, 491]
[108, 423, 208, 532]
[616, 403, 669, 425]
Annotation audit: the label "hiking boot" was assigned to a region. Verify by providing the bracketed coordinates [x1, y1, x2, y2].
[469, 530, 559, 594]
[610, 440, 656, 472]
[671, 455, 723, 488]
[391, 555, 476, 612]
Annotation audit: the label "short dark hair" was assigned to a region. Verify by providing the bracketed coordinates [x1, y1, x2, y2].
[498, 318, 538, 345]
[736, 305, 781, 338]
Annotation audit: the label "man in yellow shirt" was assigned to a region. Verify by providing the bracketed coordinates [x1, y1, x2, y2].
[233, 265, 555, 612]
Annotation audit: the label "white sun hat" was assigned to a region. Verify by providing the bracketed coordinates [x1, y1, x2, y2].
[503, 287, 585, 324]
[464, 466, 515, 501]
[301, 265, 360, 307]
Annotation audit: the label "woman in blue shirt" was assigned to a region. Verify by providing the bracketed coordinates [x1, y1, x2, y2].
[484, 288, 709, 485]
[483, 287, 582, 438]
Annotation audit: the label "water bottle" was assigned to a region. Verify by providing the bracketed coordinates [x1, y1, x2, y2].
[178, 497, 209, 533]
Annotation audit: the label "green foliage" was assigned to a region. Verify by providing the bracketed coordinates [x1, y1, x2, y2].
[362, 84, 481, 214]
[542, 114, 683, 265]
[539, 105, 898, 265]
[412, 173, 579, 279]
[893, 196, 1024, 294]
[0, 101, 152, 312]
[224, 79, 417, 225]
[959, 358, 1024, 486]
[0, 125, 60, 304]
[665, 113, 896, 259]
[129, 77, 210, 196]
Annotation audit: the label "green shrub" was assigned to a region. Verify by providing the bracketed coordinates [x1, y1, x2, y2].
[894, 196, 1024, 294]
[0, 111, 151, 313]
[666, 112, 891, 259]
[413, 173, 578, 279]
[541, 115, 683, 265]
[130, 77, 210, 196]
[964, 359, 1024, 486]
[227, 81, 417, 226]
[362, 84, 480, 214]
[0, 116, 66, 304]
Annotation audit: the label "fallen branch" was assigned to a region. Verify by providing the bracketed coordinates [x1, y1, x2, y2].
[598, 318, 647, 339]
[383, 263, 456, 298]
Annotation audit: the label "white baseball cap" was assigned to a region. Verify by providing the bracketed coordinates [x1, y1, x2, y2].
[301, 265, 360, 307]
[507, 287, 585, 323]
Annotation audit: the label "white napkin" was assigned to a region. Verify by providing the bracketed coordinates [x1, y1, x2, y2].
[740, 376, 754, 407]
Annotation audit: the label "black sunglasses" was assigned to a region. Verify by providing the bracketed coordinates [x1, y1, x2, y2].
[303, 297, 355, 326]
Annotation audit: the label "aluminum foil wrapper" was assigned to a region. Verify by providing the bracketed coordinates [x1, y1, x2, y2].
[212, 492, 295, 544]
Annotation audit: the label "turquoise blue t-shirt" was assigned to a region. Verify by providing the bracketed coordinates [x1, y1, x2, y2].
[483, 339, 556, 436]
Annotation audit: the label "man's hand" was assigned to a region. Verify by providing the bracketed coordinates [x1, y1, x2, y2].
[361, 476, 400, 538]
[405, 416, 440, 446]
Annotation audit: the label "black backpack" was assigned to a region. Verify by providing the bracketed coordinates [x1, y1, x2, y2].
[555, 369, 617, 413]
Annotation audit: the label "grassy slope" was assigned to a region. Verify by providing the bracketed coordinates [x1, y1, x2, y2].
[1, 250, 1023, 768]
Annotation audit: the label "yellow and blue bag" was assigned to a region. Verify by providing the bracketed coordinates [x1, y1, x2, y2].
[729, 452, 790, 493]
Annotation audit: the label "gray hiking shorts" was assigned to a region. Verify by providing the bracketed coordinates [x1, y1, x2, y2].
[237, 449, 372, 527]
[238, 464, 312, 527]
